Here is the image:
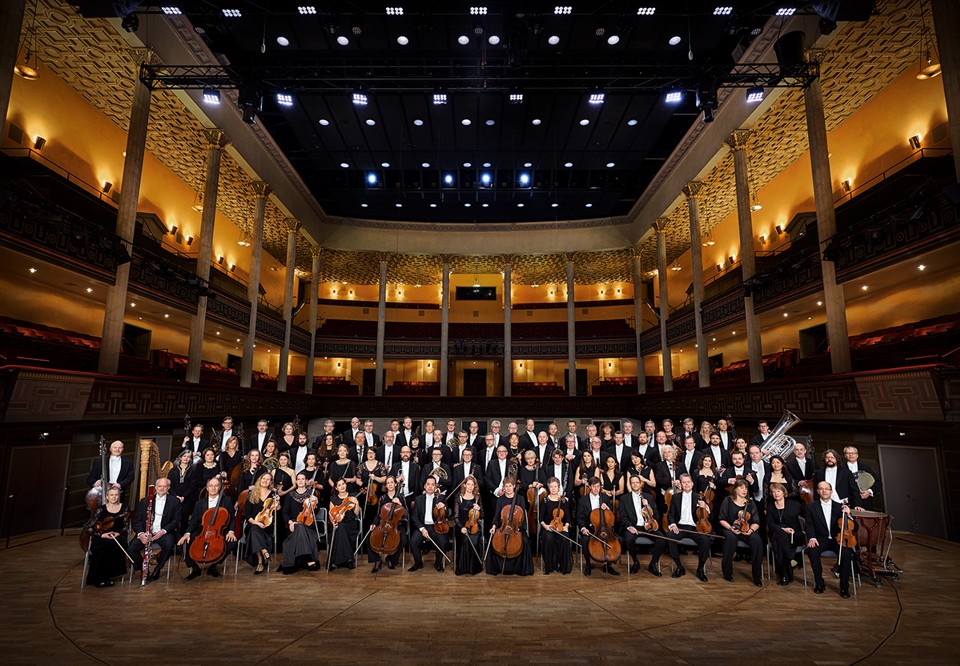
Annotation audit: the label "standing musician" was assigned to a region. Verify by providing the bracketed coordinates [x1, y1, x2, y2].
[410, 476, 450, 572]
[246, 419, 276, 454]
[287, 431, 311, 474]
[87, 439, 135, 495]
[278, 422, 297, 453]
[746, 444, 772, 537]
[452, 447, 482, 495]
[716, 417, 736, 451]
[814, 449, 860, 507]
[128, 478, 181, 583]
[786, 441, 817, 486]
[243, 472, 278, 575]
[390, 446, 419, 509]
[620, 474, 681, 577]
[576, 476, 619, 577]
[479, 432, 499, 473]
[679, 435, 703, 479]
[653, 446, 683, 515]
[538, 477, 573, 575]
[280, 472, 321, 575]
[843, 446, 882, 511]
[328, 478, 360, 570]
[636, 431, 662, 467]
[420, 446, 453, 495]
[182, 423, 208, 456]
[666, 474, 711, 582]
[718, 479, 764, 586]
[348, 430, 370, 465]
[559, 433, 581, 464]
[302, 452, 328, 506]
[219, 436, 244, 479]
[750, 419, 772, 451]
[358, 446, 387, 526]
[328, 444, 359, 494]
[767, 482, 803, 586]
[454, 475, 484, 576]
[84, 485, 130, 588]
[534, 430, 553, 463]
[605, 431, 631, 471]
[573, 450, 599, 497]
[598, 454, 625, 526]
[177, 477, 237, 580]
[169, 449, 200, 532]
[483, 443, 512, 519]
[239, 449, 270, 491]
[806, 481, 860, 598]
[377, 430, 399, 470]
[368, 475, 408, 573]
[453, 430, 474, 464]
[311, 419, 337, 452]
[540, 448, 573, 497]
[518, 449, 543, 497]
[197, 446, 221, 487]
[486, 476, 535, 576]
[428, 429, 454, 466]
[396, 416, 416, 449]
[707, 433, 732, 471]
[720, 450, 751, 493]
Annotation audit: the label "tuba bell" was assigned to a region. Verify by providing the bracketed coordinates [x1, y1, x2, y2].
[760, 409, 801, 461]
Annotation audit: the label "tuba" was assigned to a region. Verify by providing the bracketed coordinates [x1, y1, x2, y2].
[760, 410, 801, 461]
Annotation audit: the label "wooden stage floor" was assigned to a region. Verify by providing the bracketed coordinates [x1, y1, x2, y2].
[1, 531, 956, 665]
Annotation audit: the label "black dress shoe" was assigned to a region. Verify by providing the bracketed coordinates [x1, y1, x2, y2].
[408, 564, 422, 572]
[543, 569, 551, 575]
[347, 560, 356, 570]
[148, 569, 161, 582]
[583, 567, 592, 576]
[754, 578, 763, 588]
[371, 562, 382, 573]
[778, 577, 789, 586]
[207, 567, 221, 578]
[306, 562, 321, 571]
[672, 566, 685, 578]
[604, 565, 620, 576]
[629, 563, 641, 574]
[386, 561, 396, 570]
[95, 580, 114, 588]
[696, 569, 708, 582]
[814, 583, 825, 594]
[435, 562, 445, 572]
[723, 574, 735, 582]
[185, 568, 201, 580]
[647, 563, 662, 577]
[281, 567, 296, 576]
[253, 564, 264, 576]
[840, 588, 851, 599]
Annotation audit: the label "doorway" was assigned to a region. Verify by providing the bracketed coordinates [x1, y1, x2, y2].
[878, 444, 946, 538]
[6, 444, 69, 536]
[798, 323, 828, 358]
[463, 368, 487, 396]
[563, 368, 588, 396]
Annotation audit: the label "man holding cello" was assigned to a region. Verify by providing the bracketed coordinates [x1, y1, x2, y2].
[577, 477, 620, 577]
[177, 477, 237, 579]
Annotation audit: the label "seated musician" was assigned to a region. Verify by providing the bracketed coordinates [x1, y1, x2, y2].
[767, 482, 803, 586]
[453, 475, 484, 576]
[619, 474, 682, 577]
[177, 477, 237, 580]
[665, 474, 711, 581]
[486, 476, 534, 576]
[280, 472, 321, 575]
[368, 475, 408, 573]
[540, 448, 573, 498]
[128, 477, 181, 583]
[577, 476, 619, 577]
[410, 475, 450, 572]
[87, 439, 135, 495]
[85, 485, 130, 588]
[328, 477, 361, 571]
[244, 473, 278, 575]
[805, 481, 860, 598]
[419, 446, 453, 495]
[538, 477, 573, 575]
[718, 479, 764, 587]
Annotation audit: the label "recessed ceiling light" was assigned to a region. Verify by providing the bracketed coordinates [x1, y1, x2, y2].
[585, 203, 593, 208]
[28, 267, 37, 273]
[668, 35, 682, 46]
[579, 119, 590, 126]
[532, 119, 542, 126]
[548, 35, 560, 45]
[627, 119, 638, 126]
[421, 162, 430, 168]
[463, 162, 472, 167]
[85, 287, 93, 293]
[319, 118, 330, 126]
[482, 203, 489, 207]
[607, 35, 620, 45]
[413, 118, 424, 126]
[861, 284, 869, 291]
[395, 203, 403, 208]
[337, 35, 349, 46]
[464, 203, 472, 207]
[488, 35, 500, 45]
[485, 119, 495, 126]
[430, 203, 437, 208]
[918, 263, 926, 271]
[361, 203, 368, 207]
[551, 203, 559, 207]
[397, 35, 409, 45]
[564, 162, 573, 167]
[606, 162, 615, 167]
[366, 119, 377, 126]
[276, 36, 290, 46]
[517, 203, 524, 207]
[783, 312, 789, 317]
[817, 300, 823, 306]
[458, 35, 470, 45]
[523, 162, 532, 167]
[340, 162, 349, 168]
[381, 162, 390, 168]
[461, 119, 472, 126]
[482, 162, 491, 167]
[298, 6, 317, 16]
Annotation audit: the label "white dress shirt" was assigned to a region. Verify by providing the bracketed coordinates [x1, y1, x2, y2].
[151, 495, 167, 533]
[680, 491, 695, 525]
[108, 455, 121, 484]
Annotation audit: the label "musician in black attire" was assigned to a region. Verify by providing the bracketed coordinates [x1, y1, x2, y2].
[619, 474, 681, 577]
[409, 476, 450, 572]
[168, 449, 200, 533]
[806, 480, 860, 598]
[767, 482, 804, 586]
[539, 449, 574, 497]
[453, 475, 484, 576]
[718, 479, 764, 586]
[420, 446, 453, 495]
[814, 449, 861, 507]
[368, 476, 409, 573]
[280, 472, 321, 575]
[786, 441, 817, 483]
[577, 477, 620, 577]
[844, 446, 882, 511]
[128, 477, 181, 582]
[86, 439, 135, 495]
[85, 485, 130, 588]
[666, 474, 711, 581]
[538, 477, 573, 575]
[243, 473, 277, 574]
[328, 478, 360, 570]
[486, 477, 535, 576]
[177, 477, 237, 579]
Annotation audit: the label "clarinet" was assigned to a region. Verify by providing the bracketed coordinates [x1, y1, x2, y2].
[141, 485, 156, 586]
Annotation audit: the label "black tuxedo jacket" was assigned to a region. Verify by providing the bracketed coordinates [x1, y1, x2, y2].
[847, 462, 881, 510]
[522, 431, 539, 451]
[181, 437, 209, 453]
[678, 449, 704, 477]
[653, 460, 685, 494]
[538, 462, 573, 497]
[619, 491, 659, 530]
[705, 445, 732, 470]
[747, 460, 774, 499]
[411, 492, 447, 531]
[452, 461, 483, 493]
[786, 456, 818, 482]
[533, 443, 555, 463]
[576, 493, 613, 532]
[666, 490, 700, 527]
[245, 432, 276, 455]
[389, 460, 420, 497]
[376, 444, 401, 467]
[87, 457, 135, 492]
[419, 462, 453, 494]
[395, 430, 416, 448]
[805, 499, 853, 545]
[637, 443, 662, 467]
[186, 495, 235, 539]
[484, 458, 511, 495]
[347, 442, 371, 465]
[131, 494, 182, 536]
[814, 466, 861, 507]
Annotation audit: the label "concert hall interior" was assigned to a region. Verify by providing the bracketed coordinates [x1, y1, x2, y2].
[2, 0, 960, 663]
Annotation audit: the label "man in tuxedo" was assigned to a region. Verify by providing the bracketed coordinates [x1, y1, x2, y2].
[466, 421, 483, 449]
[483, 444, 511, 521]
[311, 419, 335, 451]
[522, 418, 539, 451]
[409, 476, 449, 572]
[586, 436, 609, 469]
[814, 449, 861, 507]
[606, 431, 632, 471]
[576, 477, 619, 576]
[621, 420, 636, 448]
[653, 446, 684, 515]
[750, 419, 772, 451]
[452, 447, 482, 495]
[420, 447, 452, 495]
[721, 450, 751, 493]
[388, 419, 401, 440]
[636, 432, 662, 467]
[218, 416, 235, 451]
[716, 418, 736, 451]
[559, 433, 580, 464]
[478, 433, 498, 473]
[506, 421, 519, 437]
[182, 423, 208, 455]
[127, 477, 181, 581]
[87, 439, 135, 494]
[396, 416, 416, 448]
[348, 431, 369, 464]
[547, 422, 561, 447]
[678, 435, 703, 478]
[489, 420, 504, 448]
[584, 423, 599, 448]
[643, 420, 657, 444]
[177, 477, 237, 579]
[442, 419, 458, 445]
[805, 481, 860, 598]
[786, 440, 817, 482]
[390, 446, 419, 506]
[706, 432, 731, 471]
[452, 430, 473, 464]
[288, 431, 312, 473]
[362, 419, 381, 449]
[377, 431, 399, 470]
[540, 448, 573, 497]
[747, 443, 773, 532]
[534, 430, 554, 463]
[679, 418, 705, 450]
[340, 417, 361, 447]
[566, 420, 585, 450]
[843, 446, 881, 511]
[620, 474, 680, 576]
[665, 474, 711, 581]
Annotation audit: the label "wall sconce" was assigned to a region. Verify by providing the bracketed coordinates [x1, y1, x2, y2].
[759, 235, 766, 244]
[599, 289, 605, 295]
[607, 362, 613, 368]
[331, 288, 337, 295]
[728, 256, 735, 265]
[908, 135, 921, 150]
[102, 181, 113, 193]
[717, 264, 723, 271]
[616, 288, 621, 294]
[336, 361, 342, 368]
[775, 225, 783, 235]
[841, 179, 852, 193]
[186, 236, 194, 246]
[426, 362, 432, 369]
[518, 362, 523, 368]
[230, 264, 236, 272]
[218, 256, 225, 265]
[670, 263, 682, 271]
[33, 136, 46, 150]
[168, 225, 178, 235]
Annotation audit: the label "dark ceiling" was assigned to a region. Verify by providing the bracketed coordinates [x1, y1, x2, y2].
[131, 2, 808, 224]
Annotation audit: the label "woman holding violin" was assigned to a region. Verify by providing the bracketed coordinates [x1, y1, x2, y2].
[538, 477, 573, 575]
[244, 473, 278, 574]
[454, 475, 484, 576]
[718, 478, 764, 586]
[358, 446, 387, 527]
[302, 452, 328, 505]
[272, 451, 297, 496]
[84, 485, 130, 588]
[573, 450, 598, 497]
[328, 477, 360, 570]
[367, 475, 407, 573]
[486, 476, 534, 576]
[693, 454, 721, 529]
[279, 472, 321, 575]
[767, 481, 803, 586]
[315, 432, 337, 466]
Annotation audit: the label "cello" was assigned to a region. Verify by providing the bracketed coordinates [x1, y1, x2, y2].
[370, 499, 406, 560]
[188, 494, 230, 567]
[587, 505, 621, 566]
[491, 490, 524, 561]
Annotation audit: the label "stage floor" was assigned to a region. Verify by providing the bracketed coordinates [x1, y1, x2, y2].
[1, 531, 956, 665]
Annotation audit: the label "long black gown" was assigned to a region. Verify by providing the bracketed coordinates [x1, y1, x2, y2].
[328, 494, 360, 568]
[85, 504, 130, 585]
[454, 495, 484, 575]
[329, 460, 357, 493]
[485, 494, 535, 576]
[718, 496, 764, 582]
[243, 494, 276, 566]
[538, 497, 573, 574]
[281, 489, 319, 569]
[367, 493, 408, 567]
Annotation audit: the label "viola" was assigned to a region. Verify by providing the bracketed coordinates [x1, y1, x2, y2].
[256, 493, 279, 527]
[92, 510, 127, 535]
[432, 497, 450, 534]
[370, 499, 405, 557]
[733, 505, 752, 535]
[296, 497, 315, 527]
[330, 496, 358, 524]
[695, 492, 712, 534]
[492, 493, 525, 559]
[188, 497, 230, 567]
[526, 484, 545, 534]
[587, 505, 621, 564]
[465, 502, 482, 535]
[234, 489, 249, 536]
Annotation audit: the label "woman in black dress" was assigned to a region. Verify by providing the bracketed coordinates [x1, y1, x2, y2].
[767, 481, 804, 586]
[219, 435, 243, 477]
[280, 472, 321, 575]
[328, 444, 358, 494]
[408, 435, 425, 466]
[598, 421, 615, 448]
[278, 421, 297, 454]
[768, 455, 796, 501]
[272, 451, 297, 496]
[538, 477, 573, 575]
[302, 452, 328, 506]
[367, 476, 408, 573]
[485, 477, 535, 576]
[693, 454, 721, 527]
[197, 446, 221, 491]
[357, 447, 386, 528]
[625, 450, 655, 488]
[328, 478, 360, 570]
[574, 450, 598, 497]
[244, 473, 277, 574]
[718, 478, 764, 586]
[454, 475, 484, 575]
[517, 449, 543, 498]
[240, 449, 270, 491]
[169, 449, 199, 533]
[598, 455, 625, 529]
[315, 433, 337, 466]
[85, 486, 130, 588]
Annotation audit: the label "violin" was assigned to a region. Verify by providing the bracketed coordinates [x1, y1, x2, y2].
[640, 501, 658, 532]
[465, 502, 482, 534]
[526, 483, 545, 534]
[296, 496, 315, 527]
[733, 504, 752, 535]
[91, 510, 127, 535]
[188, 496, 230, 567]
[255, 493, 279, 527]
[81, 436, 110, 553]
[492, 492, 524, 559]
[370, 499, 405, 557]
[695, 492, 712, 534]
[837, 508, 857, 548]
[330, 495, 358, 524]
[432, 496, 450, 534]
[549, 497, 566, 532]
[364, 463, 382, 506]
[587, 505, 621, 564]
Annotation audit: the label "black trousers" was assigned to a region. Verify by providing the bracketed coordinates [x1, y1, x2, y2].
[675, 523, 711, 568]
[410, 526, 450, 567]
[128, 532, 177, 572]
[769, 527, 799, 579]
[721, 529, 764, 580]
[806, 544, 857, 590]
[624, 529, 671, 565]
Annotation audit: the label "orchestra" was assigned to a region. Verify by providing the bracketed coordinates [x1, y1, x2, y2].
[81, 412, 883, 600]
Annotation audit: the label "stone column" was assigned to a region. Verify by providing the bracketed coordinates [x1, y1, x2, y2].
[304, 245, 321, 394]
[186, 129, 227, 384]
[375, 257, 388, 396]
[240, 182, 268, 388]
[503, 258, 512, 397]
[631, 248, 646, 394]
[0, 0, 27, 136]
[98, 50, 153, 375]
[684, 181, 710, 388]
[566, 255, 577, 397]
[277, 219, 299, 392]
[804, 62, 852, 373]
[440, 259, 451, 397]
[726, 130, 764, 383]
[654, 218, 673, 392]
[932, 0, 960, 181]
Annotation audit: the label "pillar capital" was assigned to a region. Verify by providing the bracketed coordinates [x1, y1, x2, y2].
[128, 47, 156, 70]
[203, 128, 229, 150]
[310, 244, 323, 260]
[653, 217, 670, 233]
[500, 254, 515, 266]
[252, 181, 270, 198]
[440, 254, 454, 266]
[725, 129, 751, 151]
[564, 251, 577, 263]
[682, 181, 705, 199]
[804, 47, 827, 65]
[376, 252, 392, 266]
[284, 218, 301, 233]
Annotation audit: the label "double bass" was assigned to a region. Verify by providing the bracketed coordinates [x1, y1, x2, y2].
[587, 505, 621, 565]
[188, 495, 230, 567]
[81, 436, 110, 553]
